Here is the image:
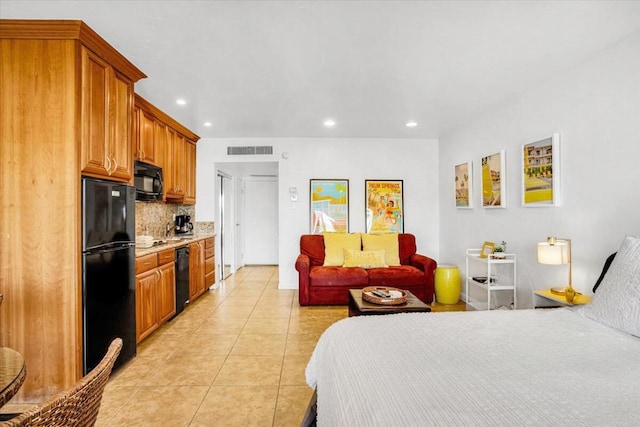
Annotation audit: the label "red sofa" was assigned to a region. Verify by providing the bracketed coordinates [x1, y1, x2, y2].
[296, 233, 437, 306]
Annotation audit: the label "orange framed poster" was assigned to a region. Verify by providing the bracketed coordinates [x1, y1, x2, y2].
[365, 180, 404, 233]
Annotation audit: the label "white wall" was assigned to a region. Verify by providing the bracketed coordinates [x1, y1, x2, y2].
[197, 138, 440, 289]
[439, 30, 640, 308]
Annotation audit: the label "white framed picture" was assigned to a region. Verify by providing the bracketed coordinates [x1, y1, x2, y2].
[522, 133, 561, 207]
[455, 161, 473, 209]
[481, 150, 506, 208]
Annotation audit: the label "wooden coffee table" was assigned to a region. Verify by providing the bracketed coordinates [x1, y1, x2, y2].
[348, 289, 431, 317]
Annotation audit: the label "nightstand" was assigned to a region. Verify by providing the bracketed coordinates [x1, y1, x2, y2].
[534, 289, 591, 308]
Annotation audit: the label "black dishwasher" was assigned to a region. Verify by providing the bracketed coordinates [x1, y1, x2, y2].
[175, 247, 190, 317]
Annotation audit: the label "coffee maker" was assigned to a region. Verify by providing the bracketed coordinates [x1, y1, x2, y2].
[175, 215, 194, 235]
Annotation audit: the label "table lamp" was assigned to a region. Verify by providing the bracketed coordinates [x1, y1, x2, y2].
[537, 237, 575, 302]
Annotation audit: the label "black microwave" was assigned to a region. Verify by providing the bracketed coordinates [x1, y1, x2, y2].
[134, 161, 163, 201]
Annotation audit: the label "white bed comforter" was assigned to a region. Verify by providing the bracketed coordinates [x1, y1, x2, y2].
[306, 309, 640, 426]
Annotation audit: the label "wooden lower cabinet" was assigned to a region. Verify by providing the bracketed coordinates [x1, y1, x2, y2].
[135, 249, 176, 343]
[135, 239, 212, 342]
[189, 239, 207, 302]
[135, 269, 159, 342]
[157, 262, 176, 323]
[205, 237, 215, 287]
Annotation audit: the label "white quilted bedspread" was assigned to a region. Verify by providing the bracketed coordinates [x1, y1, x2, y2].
[306, 308, 640, 426]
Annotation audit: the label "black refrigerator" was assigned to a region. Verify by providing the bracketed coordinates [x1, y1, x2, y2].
[82, 178, 136, 375]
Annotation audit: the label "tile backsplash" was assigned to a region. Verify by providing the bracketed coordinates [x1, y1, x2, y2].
[135, 202, 175, 238]
[135, 202, 214, 239]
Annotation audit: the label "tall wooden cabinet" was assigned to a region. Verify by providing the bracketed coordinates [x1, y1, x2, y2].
[0, 20, 146, 403]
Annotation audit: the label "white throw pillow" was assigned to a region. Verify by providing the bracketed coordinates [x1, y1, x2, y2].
[578, 235, 640, 337]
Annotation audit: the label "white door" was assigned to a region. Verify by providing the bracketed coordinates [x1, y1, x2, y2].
[243, 177, 278, 264]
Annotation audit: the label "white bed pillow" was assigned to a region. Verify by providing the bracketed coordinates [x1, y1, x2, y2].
[578, 235, 640, 337]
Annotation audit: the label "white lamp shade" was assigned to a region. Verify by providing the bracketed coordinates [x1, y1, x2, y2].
[537, 241, 569, 265]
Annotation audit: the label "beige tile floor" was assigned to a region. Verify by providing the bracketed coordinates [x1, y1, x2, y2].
[96, 265, 347, 426]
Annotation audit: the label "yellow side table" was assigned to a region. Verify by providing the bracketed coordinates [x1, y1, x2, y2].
[435, 265, 461, 305]
[534, 289, 591, 308]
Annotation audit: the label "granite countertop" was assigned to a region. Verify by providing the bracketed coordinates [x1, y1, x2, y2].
[135, 233, 215, 257]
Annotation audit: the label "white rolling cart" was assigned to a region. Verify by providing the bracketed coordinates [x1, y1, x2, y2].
[465, 249, 517, 310]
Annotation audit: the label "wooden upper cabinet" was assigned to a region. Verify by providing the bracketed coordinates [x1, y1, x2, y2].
[110, 70, 134, 180]
[136, 108, 157, 165]
[163, 127, 180, 200]
[80, 47, 110, 177]
[133, 104, 140, 163]
[184, 140, 197, 205]
[134, 94, 199, 204]
[164, 129, 188, 202]
[153, 120, 167, 167]
[174, 133, 187, 195]
[80, 46, 135, 182]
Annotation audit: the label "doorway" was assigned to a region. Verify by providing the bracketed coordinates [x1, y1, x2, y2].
[218, 172, 234, 281]
[215, 162, 279, 280]
[243, 176, 278, 264]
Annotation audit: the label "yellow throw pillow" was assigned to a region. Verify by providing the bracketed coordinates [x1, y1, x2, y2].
[361, 233, 400, 266]
[343, 249, 388, 269]
[323, 233, 362, 266]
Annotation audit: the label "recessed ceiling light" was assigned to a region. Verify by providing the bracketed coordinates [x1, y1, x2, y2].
[176, 98, 187, 106]
[324, 119, 336, 128]
[203, 122, 212, 127]
[406, 121, 418, 128]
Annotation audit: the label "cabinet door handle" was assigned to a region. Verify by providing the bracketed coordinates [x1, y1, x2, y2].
[105, 156, 112, 174]
[111, 157, 118, 174]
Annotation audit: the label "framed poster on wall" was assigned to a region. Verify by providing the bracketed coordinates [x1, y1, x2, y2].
[309, 179, 349, 234]
[455, 161, 473, 209]
[522, 133, 560, 207]
[481, 150, 506, 208]
[365, 180, 404, 233]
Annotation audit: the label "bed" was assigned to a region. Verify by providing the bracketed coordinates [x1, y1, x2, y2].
[305, 236, 640, 426]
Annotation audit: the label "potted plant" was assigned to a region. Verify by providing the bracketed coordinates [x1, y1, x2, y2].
[493, 241, 507, 259]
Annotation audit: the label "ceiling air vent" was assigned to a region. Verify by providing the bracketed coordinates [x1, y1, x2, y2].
[227, 146, 273, 155]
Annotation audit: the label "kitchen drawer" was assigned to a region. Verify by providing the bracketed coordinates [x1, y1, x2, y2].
[158, 248, 175, 265]
[205, 271, 215, 287]
[205, 237, 214, 249]
[205, 256, 215, 274]
[136, 253, 158, 274]
[205, 245, 214, 259]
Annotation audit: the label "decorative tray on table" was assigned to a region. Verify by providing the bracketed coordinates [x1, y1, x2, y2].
[361, 286, 407, 305]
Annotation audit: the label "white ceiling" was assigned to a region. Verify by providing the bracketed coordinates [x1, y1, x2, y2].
[3, 1, 640, 139]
